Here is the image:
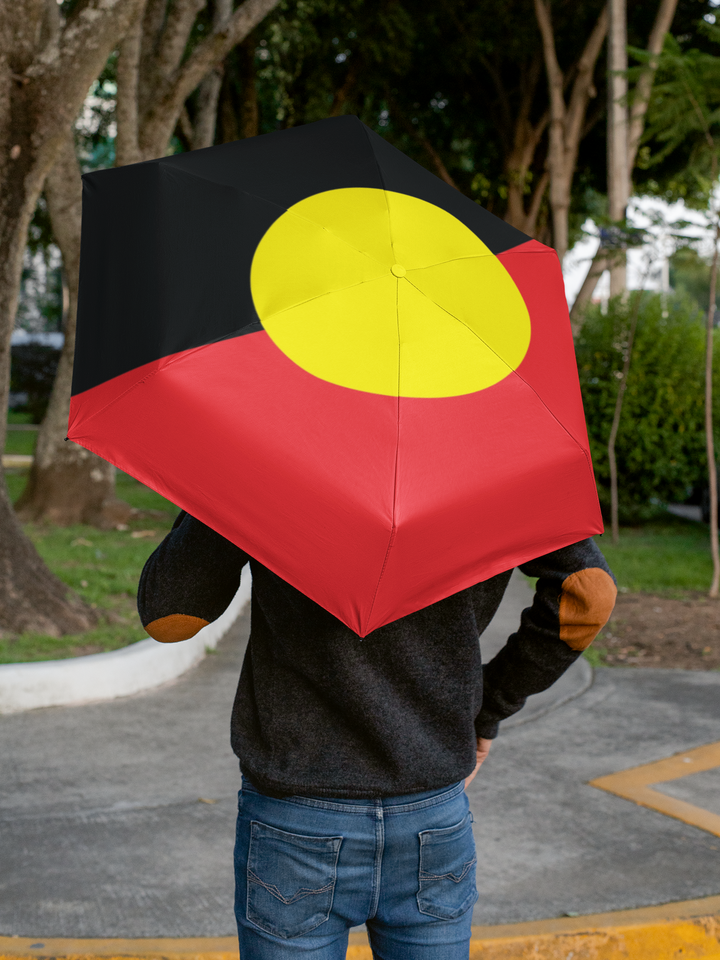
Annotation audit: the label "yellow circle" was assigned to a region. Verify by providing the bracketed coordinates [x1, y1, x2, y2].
[250, 188, 531, 397]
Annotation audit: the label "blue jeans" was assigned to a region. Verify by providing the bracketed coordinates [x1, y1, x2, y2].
[234, 777, 476, 959]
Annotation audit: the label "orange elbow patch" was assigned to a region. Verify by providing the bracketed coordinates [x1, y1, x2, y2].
[145, 613, 209, 643]
[559, 568, 617, 651]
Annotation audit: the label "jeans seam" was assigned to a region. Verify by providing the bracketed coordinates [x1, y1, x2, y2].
[368, 804, 384, 920]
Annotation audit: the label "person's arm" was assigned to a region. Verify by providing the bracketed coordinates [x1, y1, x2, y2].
[475, 538, 616, 739]
[137, 511, 249, 643]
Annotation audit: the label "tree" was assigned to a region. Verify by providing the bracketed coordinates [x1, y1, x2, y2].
[607, 0, 630, 295]
[641, 27, 720, 594]
[16, 0, 280, 528]
[570, 0, 680, 323]
[14, 134, 127, 527]
[533, 0, 608, 265]
[0, 0, 146, 634]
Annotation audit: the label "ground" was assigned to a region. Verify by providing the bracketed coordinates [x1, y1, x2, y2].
[591, 592, 720, 670]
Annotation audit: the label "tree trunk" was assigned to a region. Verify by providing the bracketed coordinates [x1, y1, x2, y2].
[237, 34, 259, 138]
[0, 0, 144, 636]
[569, 250, 609, 331]
[572, 0, 679, 333]
[191, 0, 233, 150]
[14, 134, 132, 528]
[192, 68, 224, 149]
[607, 0, 629, 296]
[533, 0, 608, 266]
[132, 0, 279, 162]
[0, 145, 96, 634]
[706, 220, 720, 598]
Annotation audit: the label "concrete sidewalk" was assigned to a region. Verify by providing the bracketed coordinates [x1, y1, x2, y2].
[1, 573, 719, 940]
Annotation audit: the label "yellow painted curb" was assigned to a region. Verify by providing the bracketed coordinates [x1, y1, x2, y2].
[1, 895, 719, 960]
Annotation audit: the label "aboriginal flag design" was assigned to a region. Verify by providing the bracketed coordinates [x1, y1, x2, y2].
[69, 115, 602, 636]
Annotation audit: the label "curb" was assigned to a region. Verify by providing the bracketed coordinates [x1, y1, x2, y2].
[0, 896, 718, 959]
[2, 455, 33, 468]
[0, 568, 251, 714]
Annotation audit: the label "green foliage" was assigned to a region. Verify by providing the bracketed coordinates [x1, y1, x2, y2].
[670, 245, 719, 315]
[577, 292, 715, 519]
[637, 26, 720, 205]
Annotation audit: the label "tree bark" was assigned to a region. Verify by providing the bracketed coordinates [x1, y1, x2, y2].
[533, 0, 608, 266]
[14, 134, 132, 528]
[127, 0, 280, 162]
[569, 250, 609, 331]
[627, 0, 679, 171]
[191, 0, 233, 150]
[0, 0, 144, 635]
[237, 34, 259, 138]
[607, 0, 629, 296]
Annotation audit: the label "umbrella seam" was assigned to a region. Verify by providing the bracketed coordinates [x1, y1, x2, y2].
[160, 161, 391, 270]
[69, 344, 228, 431]
[404, 276, 590, 457]
[259, 275, 390, 322]
[364, 277, 401, 635]
[362, 123, 401, 634]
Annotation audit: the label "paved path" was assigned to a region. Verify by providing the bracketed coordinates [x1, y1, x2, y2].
[1, 574, 719, 937]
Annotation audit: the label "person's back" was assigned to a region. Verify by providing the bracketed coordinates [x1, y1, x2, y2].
[139, 512, 615, 957]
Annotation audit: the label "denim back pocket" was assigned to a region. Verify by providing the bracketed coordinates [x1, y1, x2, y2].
[247, 820, 343, 939]
[417, 811, 477, 920]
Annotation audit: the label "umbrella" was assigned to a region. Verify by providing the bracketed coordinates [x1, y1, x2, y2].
[69, 115, 602, 636]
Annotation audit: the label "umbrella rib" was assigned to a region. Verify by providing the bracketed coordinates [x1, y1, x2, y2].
[160, 161, 390, 269]
[260, 274, 389, 322]
[406, 253, 495, 271]
[285, 208, 390, 269]
[404, 278, 590, 454]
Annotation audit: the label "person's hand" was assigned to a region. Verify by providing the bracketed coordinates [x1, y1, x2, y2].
[464, 737, 493, 789]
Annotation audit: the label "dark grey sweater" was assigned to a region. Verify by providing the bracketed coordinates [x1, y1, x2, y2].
[138, 513, 615, 798]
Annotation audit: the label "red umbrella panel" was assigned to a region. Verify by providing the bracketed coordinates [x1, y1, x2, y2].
[69, 116, 602, 636]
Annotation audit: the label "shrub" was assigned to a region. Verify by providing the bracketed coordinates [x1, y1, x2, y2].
[575, 292, 718, 520]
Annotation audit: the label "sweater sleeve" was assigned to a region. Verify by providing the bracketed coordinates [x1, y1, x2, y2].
[475, 538, 616, 739]
[137, 511, 250, 643]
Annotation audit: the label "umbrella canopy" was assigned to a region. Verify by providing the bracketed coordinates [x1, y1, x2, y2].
[69, 115, 602, 636]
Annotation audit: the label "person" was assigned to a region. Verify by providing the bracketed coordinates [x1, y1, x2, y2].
[138, 513, 615, 959]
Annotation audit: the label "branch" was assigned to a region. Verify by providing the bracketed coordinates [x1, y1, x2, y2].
[525, 169, 550, 235]
[22, 0, 145, 164]
[152, 0, 206, 84]
[569, 250, 609, 332]
[168, 0, 279, 116]
[533, 0, 565, 128]
[627, 0, 679, 170]
[564, 5, 609, 152]
[386, 91, 460, 190]
[116, 8, 145, 167]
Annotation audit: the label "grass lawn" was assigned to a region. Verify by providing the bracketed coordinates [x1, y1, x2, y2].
[595, 513, 715, 595]
[1, 468, 178, 664]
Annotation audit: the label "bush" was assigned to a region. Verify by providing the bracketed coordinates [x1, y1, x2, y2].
[575, 292, 719, 521]
[10, 343, 61, 423]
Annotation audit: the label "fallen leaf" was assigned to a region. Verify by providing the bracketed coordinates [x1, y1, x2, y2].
[71, 538, 93, 547]
[198, 797, 218, 804]
[131, 530, 157, 539]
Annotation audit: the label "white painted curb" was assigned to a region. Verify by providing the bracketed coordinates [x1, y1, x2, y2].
[0, 566, 251, 715]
